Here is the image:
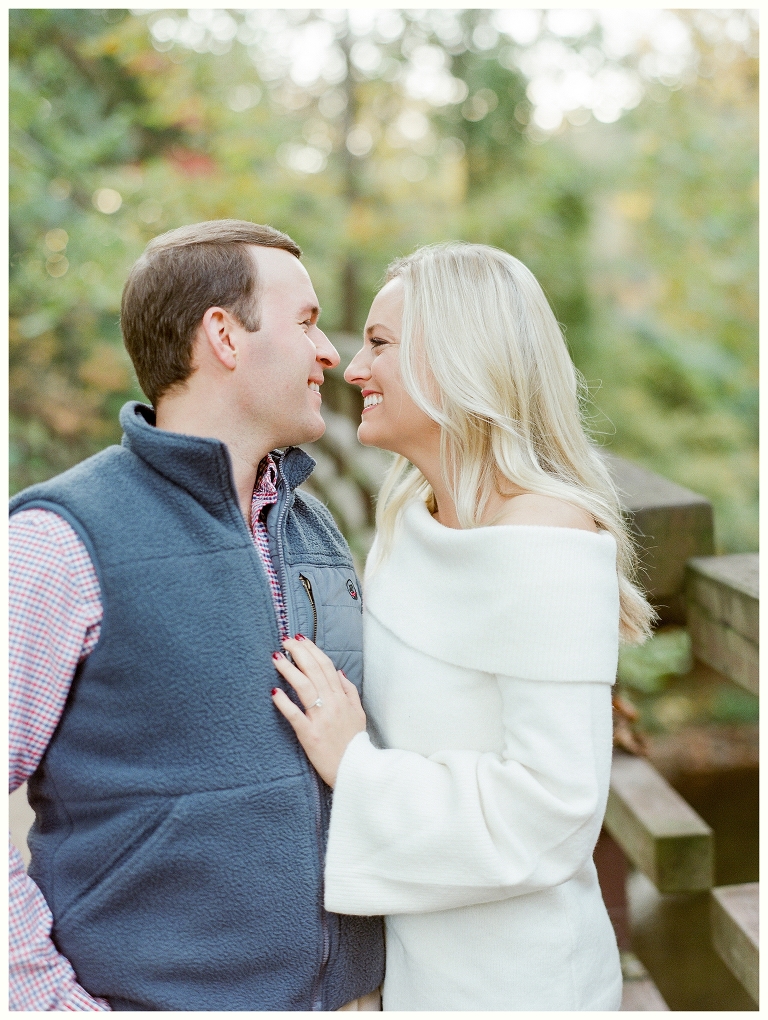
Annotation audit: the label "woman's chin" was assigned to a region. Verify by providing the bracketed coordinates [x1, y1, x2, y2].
[357, 420, 394, 453]
[356, 422, 377, 448]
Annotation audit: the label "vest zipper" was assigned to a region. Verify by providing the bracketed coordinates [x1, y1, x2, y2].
[276, 459, 329, 1011]
[299, 573, 318, 644]
[311, 776, 331, 1011]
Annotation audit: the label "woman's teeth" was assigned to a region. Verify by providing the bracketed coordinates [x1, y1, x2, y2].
[308, 382, 320, 392]
[363, 394, 382, 409]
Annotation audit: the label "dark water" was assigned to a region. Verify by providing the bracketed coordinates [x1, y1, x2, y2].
[627, 767, 759, 1011]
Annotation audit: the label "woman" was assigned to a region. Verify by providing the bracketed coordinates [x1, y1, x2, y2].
[271, 243, 655, 1011]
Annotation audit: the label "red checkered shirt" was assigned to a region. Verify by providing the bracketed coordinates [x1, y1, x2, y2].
[9, 456, 288, 1011]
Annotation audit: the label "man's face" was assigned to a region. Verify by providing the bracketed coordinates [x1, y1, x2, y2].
[232, 246, 339, 450]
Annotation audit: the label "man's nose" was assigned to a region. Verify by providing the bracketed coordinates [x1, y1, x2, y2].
[343, 346, 370, 386]
[313, 327, 340, 370]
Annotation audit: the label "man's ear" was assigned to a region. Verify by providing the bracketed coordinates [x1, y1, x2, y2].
[199, 306, 238, 371]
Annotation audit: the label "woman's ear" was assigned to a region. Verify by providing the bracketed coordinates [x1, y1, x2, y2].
[199, 306, 238, 371]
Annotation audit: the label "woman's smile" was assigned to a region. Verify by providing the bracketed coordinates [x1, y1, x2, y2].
[362, 391, 383, 412]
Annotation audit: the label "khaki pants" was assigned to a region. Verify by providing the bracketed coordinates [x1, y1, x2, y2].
[337, 988, 382, 1011]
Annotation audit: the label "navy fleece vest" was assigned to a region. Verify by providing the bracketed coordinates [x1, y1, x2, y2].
[10, 402, 384, 1011]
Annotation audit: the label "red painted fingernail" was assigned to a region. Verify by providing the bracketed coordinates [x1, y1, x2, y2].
[272, 651, 283, 660]
[294, 633, 306, 641]
[271, 688, 278, 696]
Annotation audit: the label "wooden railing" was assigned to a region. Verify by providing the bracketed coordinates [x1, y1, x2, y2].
[686, 554, 758, 696]
[687, 554, 759, 1005]
[599, 460, 759, 1010]
[605, 751, 714, 895]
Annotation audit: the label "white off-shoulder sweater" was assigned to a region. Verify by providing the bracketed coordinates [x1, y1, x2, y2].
[325, 499, 623, 1011]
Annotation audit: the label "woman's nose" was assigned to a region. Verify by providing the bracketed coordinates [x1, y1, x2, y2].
[343, 347, 370, 386]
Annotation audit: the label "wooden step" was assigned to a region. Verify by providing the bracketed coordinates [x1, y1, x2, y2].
[711, 883, 759, 1004]
[620, 951, 669, 1010]
[605, 750, 713, 893]
[686, 554, 758, 695]
[602, 453, 714, 625]
[620, 977, 669, 1011]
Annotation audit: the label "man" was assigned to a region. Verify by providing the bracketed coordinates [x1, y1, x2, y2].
[9, 220, 384, 1010]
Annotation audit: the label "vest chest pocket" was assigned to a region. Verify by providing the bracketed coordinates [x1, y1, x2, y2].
[290, 565, 363, 668]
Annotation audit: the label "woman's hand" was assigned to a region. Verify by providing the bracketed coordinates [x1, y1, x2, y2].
[271, 635, 366, 788]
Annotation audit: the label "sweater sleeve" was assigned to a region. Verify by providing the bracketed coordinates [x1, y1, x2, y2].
[324, 676, 613, 916]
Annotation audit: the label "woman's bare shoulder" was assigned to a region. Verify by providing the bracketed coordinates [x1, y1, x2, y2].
[493, 493, 599, 533]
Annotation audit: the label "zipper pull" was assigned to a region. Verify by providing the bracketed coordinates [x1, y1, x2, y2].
[298, 573, 318, 644]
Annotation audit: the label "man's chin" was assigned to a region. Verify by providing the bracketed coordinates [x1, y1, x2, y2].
[286, 415, 326, 449]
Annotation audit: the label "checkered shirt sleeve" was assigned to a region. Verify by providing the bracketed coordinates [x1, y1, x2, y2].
[9, 509, 110, 1010]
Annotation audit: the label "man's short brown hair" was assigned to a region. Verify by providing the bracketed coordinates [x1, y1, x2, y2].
[120, 220, 302, 405]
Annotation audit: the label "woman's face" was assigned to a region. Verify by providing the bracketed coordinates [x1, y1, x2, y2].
[344, 278, 439, 459]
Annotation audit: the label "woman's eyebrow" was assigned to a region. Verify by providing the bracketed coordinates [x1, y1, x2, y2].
[365, 322, 392, 336]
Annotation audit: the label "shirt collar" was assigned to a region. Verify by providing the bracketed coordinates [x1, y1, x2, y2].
[252, 455, 279, 516]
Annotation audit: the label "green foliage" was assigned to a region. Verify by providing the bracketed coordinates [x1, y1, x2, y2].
[618, 627, 693, 696]
[617, 626, 759, 734]
[709, 685, 760, 726]
[9, 10, 757, 561]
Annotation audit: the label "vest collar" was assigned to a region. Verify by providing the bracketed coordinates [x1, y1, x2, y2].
[119, 402, 315, 518]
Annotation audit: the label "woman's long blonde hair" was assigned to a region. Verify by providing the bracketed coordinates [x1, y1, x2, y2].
[373, 242, 656, 644]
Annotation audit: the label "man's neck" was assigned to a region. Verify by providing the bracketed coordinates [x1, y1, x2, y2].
[155, 395, 271, 525]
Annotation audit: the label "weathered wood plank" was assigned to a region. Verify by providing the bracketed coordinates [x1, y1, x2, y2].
[686, 554, 759, 694]
[620, 951, 669, 1010]
[605, 750, 714, 893]
[621, 977, 670, 1011]
[687, 554, 758, 643]
[603, 453, 714, 624]
[711, 883, 759, 1004]
[687, 602, 759, 696]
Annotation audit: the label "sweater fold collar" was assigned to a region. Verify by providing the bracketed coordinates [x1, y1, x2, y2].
[364, 499, 620, 683]
[119, 402, 315, 519]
